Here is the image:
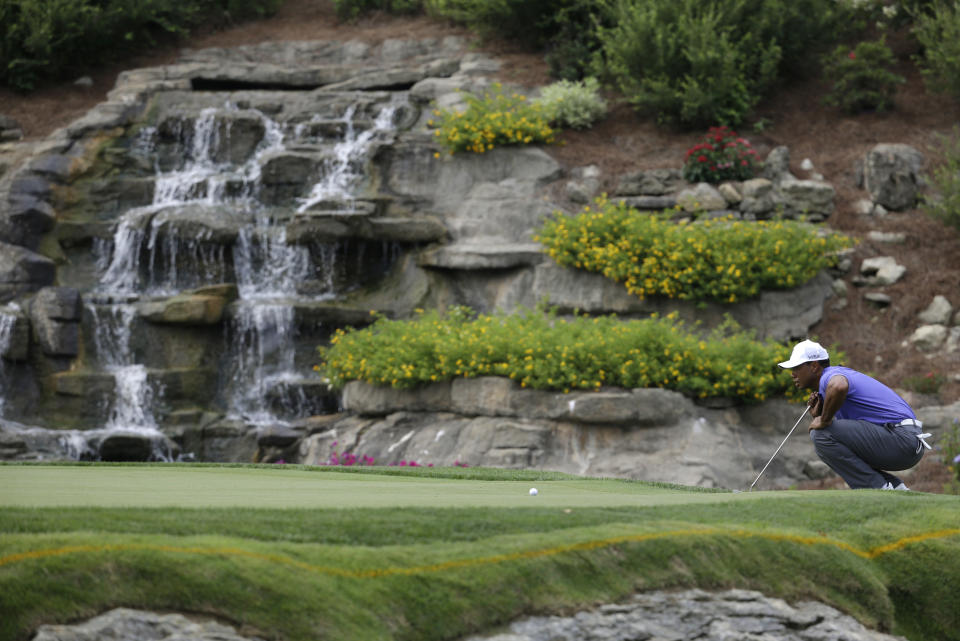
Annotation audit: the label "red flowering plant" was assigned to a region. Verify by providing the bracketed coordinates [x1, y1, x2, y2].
[682, 126, 762, 184]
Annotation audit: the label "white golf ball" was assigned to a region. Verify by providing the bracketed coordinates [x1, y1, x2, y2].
[529, 487, 538, 496]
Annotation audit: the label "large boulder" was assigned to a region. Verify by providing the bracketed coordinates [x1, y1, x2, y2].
[861, 143, 925, 211]
[0, 242, 55, 302]
[28, 287, 81, 357]
[32, 608, 260, 641]
[465, 589, 908, 641]
[382, 142, 562, 213]
[614, 168, 684, 196]
[1, 195, 56, 249]
[776, 178, 835, 221]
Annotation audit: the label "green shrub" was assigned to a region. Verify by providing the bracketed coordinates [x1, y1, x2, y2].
[921, 126, 960, 231]
[430, 83, 555, 154]
[821, 39, 905, 114]
[333, 0, 424, 21]
[682, 126, 762, 184]
[534, 77, 608, 130]
[425, 0, 569, 48]
[943, 418, 960, 488]
[535, 197, 854, 303]
[594, 0, 856, 128]
[0, 0, 282, 91]
[542, 0, 616, 81]
[596, 1, 766, 128]
[902, 371, 946, 395]
[425, 0, 615, 80]
[317, 306, 797, 403]
[912, 0, 960, 99]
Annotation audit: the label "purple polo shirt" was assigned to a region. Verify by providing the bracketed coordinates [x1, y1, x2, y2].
[819, 366, 916, 424]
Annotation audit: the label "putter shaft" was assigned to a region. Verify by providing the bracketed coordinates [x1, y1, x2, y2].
[749, 405, 810, 491]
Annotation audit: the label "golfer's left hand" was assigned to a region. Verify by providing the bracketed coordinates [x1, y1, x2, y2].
[808, 416, 830, 431]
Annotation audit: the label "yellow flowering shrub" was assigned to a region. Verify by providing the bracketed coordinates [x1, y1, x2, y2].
[317, 307, 802, 404]
[535, 197, 854, 303]
[430, 83, 555, 155]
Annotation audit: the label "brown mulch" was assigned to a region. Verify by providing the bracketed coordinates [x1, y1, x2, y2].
[2, 0, 958, 492]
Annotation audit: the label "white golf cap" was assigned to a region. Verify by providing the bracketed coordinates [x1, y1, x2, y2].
[778, 339, 829, 369]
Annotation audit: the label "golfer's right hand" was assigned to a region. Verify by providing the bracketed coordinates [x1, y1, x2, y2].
[807, 392, 822, 415]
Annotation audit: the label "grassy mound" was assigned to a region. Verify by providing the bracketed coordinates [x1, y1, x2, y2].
[1, 463, 958, 641]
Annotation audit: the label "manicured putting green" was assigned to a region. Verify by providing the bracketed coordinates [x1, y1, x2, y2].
[0, 465, 791, 509]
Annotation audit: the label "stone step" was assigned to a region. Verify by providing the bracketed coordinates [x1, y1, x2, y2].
[418, 242, 545, 270]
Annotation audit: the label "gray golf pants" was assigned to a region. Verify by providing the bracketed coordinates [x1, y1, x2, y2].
[809, 419, 925, 489]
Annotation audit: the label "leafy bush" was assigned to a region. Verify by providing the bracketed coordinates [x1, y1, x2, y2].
[912, 0, 960, 99]
[594, 0, 857, 128]
[821, 39, 905, 114]
[0, 0, 282, 91]
[541, 0, 616, 80]
[535, 197, 854, 303]
[943, 418, 960, 487]
[424, 0, 616, 80]
[430, 83, 555, 154]
[317, 306, 797, 403]
[333, 0, 424, 21]
[682, 126, 762, 184]
[425, 0, 574, 48]
[902, 371, 946, 395]
[534, 77, 607, 130]
[921, 126, 960, 231]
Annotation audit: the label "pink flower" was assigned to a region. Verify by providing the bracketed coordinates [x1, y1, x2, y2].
[848, 51, 856, 59]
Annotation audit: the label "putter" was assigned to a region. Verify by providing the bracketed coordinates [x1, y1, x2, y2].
[746, 405, 810, 492]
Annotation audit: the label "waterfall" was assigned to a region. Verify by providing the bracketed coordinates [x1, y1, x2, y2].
[0, 308, 17, 417]
[85, 97, 401, 434]
[89, 304, 159, 431]
[297, 104, 397, 213]
[85, 303, 174, 461]
[97, 107, 284, 296]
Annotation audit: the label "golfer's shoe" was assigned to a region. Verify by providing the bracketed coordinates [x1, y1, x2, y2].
[881, 482, 910, 491]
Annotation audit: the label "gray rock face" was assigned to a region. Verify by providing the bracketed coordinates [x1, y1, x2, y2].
[862, 143, 925, 211]
[28, 287, 80, 356]
[32, 608, 264, 641]
[676, 182, 727, 212]
[0, 242, 55, 302]
[615, 168, 684, 196]
[465, 589, 905, 641]
[307, 378, 824, 489]
[510, 264, 833, 342]
[777, 177, 835, 220]
[762, 146, 794, 182]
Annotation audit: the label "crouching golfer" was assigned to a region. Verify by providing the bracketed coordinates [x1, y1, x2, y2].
[778, 339, 932, 490]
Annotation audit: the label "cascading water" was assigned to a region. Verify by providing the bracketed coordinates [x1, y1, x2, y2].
[0, 307, 16, 417]
[89, 304, 160, 430]
[224, 103, 399, 423]
[88, 96, 403, 441]
[296, 105, 396, 213]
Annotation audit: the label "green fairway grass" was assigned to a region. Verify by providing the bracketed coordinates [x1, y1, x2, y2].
[2, 463, 771, 509]
[1, 463, 958, 641]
